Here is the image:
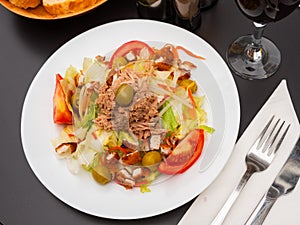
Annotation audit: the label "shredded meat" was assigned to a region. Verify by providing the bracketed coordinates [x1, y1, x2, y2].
[111, 68, 142, 91]
[94, 69, 160, 140]
[94, 84, 115, 130]
[154, 45, 175, 64]
[87, 81, 102, 93]
[129, 95, 159, 140]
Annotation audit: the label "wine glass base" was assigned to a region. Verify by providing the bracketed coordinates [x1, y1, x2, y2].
[226, 35, 281, 80]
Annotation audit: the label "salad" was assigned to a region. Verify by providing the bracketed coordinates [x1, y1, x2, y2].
[51, 40, 214, 192]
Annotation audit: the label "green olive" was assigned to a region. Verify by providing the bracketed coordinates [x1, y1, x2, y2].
[91, 165, 111, 185]
[178, 79, 198, 93]
[115, 83, 135, 106]
[142, 151, 162, 166]
[112, 57, 128, 68]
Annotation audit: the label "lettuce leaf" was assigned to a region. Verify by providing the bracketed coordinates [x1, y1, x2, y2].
[161, 101, 179, 132]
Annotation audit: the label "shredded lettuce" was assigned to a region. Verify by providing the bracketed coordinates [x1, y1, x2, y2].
[83, 59, 108, 84]
[72, 87, 98, 131]
[82, 57, 93, 73]
[81, 93, 98, 129]
[90, 127, 120, 150]
[161, 101, 179, 132]
[199, 125, 215, 134]
[75, 141, 96, 171]
[100, 130, 119, 148]
[51, 125, 76, 148]
[118, 131, 138, 146]
[64, 65, 78, 88]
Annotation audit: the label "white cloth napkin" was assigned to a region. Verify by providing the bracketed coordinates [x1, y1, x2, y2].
[178, 80, 300, 225]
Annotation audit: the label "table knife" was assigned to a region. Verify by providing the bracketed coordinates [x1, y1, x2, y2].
[245, 138, 300, 225]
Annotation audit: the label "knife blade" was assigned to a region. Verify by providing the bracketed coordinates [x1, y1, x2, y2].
[245, 138, 300, 225]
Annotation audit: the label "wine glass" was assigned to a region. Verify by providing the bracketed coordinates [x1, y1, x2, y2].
[227, 0, 300, 80]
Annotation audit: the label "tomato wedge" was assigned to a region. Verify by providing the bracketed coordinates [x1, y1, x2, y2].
[158, 129, 204, 174]
[109, 40, 155, 67]
[53, 74, 72, 124]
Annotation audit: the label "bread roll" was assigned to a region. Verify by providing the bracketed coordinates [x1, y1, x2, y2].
[9, 0, 41, 9]
[43, 0, 97, 15]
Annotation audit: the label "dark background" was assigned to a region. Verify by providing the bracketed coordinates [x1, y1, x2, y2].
[0, 0, 299, 224]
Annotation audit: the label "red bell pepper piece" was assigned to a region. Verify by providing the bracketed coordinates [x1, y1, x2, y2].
[108, 146, 129, 154]
[53, 74, 72, 124]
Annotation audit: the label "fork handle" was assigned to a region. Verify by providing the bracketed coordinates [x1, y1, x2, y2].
[211, 169, 253, 225]
[245, 193, 276, 225]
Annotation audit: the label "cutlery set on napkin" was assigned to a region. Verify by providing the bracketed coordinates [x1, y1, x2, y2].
[179, 80, 300, 225]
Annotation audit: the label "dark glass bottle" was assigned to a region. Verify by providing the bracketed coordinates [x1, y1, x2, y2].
[173, 0, 202, 31]
[136, 0, 173, 22]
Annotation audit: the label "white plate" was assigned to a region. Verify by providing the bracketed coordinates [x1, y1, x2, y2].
[21, 19, 240, 219]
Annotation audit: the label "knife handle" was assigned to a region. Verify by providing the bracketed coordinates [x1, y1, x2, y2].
[245, 193, 277, 225]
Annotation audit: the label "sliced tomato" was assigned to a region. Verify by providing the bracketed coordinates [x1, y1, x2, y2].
[109, 40, 155, 67]
[158, 129, 205, 174]
[53, 74, 73, 124]
[157, 161, 185, 175]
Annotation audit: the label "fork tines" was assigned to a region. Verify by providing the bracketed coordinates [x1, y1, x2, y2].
[257, 115, 290, 156]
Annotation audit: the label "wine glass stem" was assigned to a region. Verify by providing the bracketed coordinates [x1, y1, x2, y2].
[253, 22, 265, 44]
[246, 22, 266, 63]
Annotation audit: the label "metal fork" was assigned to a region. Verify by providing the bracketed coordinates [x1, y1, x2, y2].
[211, 116, 290, 225]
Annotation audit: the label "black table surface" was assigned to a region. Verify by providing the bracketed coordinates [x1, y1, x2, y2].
[1, 0, 299, 224]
